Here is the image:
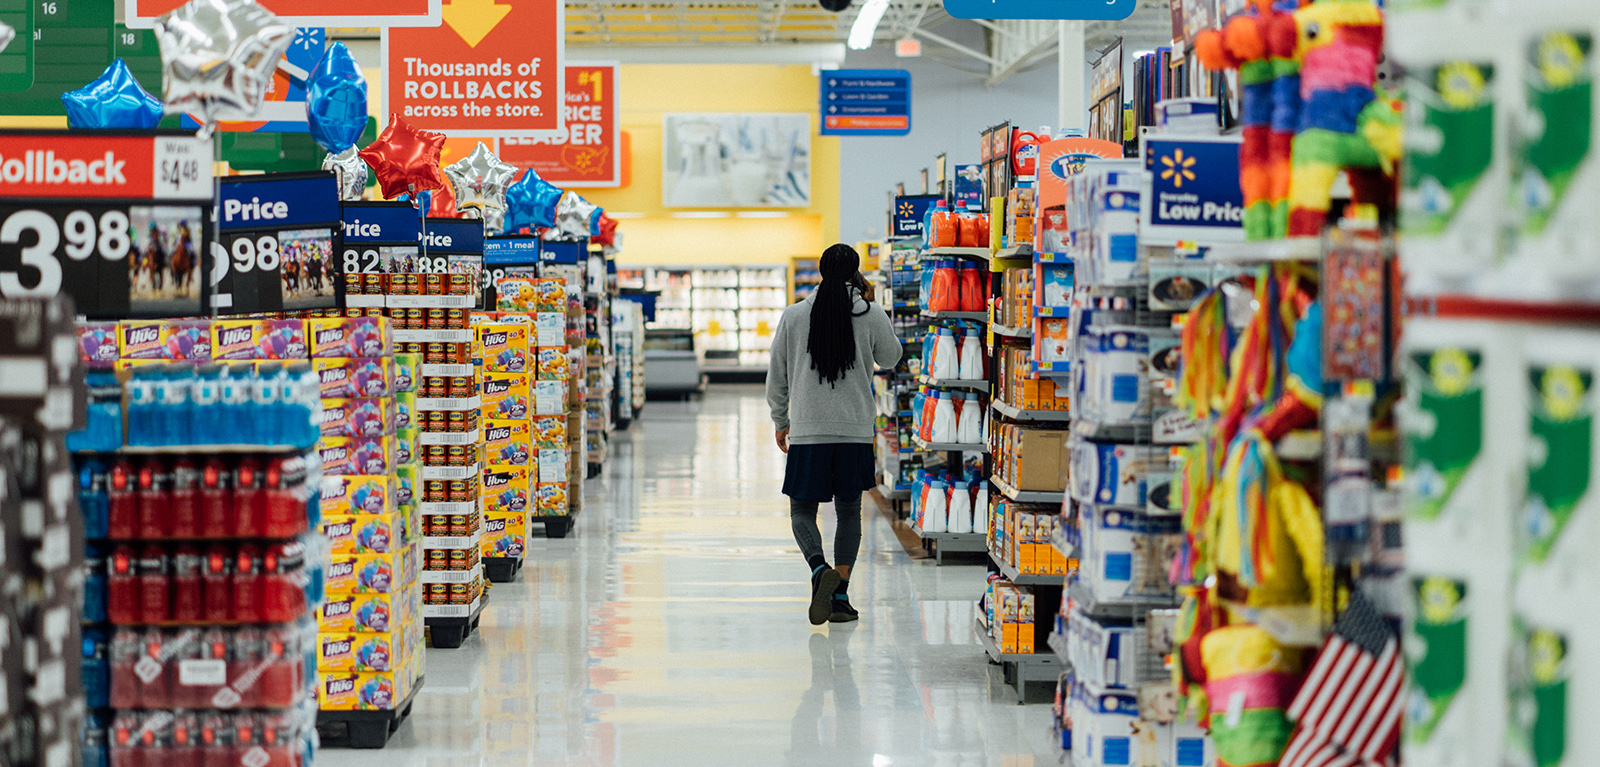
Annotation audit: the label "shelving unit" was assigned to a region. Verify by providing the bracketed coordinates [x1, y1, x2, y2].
[642, 265, 785, 373]
[989, 400, 1069, 423]
[989, 475, 1064, 505]
[973, 617, 1063, 704]
[910, 524, 987, 564]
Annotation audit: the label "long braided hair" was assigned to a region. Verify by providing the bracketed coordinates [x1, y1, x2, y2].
[807, 243, 866, 386]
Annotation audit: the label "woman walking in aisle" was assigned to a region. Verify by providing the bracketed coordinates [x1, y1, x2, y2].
[766, 243, 902, 625]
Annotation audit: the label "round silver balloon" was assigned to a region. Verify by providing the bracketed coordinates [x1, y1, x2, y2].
[154, 0, 295, 129]
[0, 21, 15, 55]
[443, 141, 517, 215]
[554, 192, 601, 238]
[323, 147, 369, 201]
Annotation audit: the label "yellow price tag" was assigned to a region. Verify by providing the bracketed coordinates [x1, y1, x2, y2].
[707, 320, 722, 336]
[756, 321, 772, 337]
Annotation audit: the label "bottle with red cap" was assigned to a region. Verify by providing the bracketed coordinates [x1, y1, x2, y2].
[233, 459, 264, 538]
[232, 545, 262, 624]
[109, 628, 142, 708]
[110, 711, 142, 767]
[199, 711, 235, 767]
[230, 628, 264, 708]
[172, 546, 203, 623]
[166, 628, 206, 709]
[108, 545, 139, 625]
[202, 544, 232, 623]
[261, 456, 308, 538]
[256, 626, 298, 708]
[108, 459, 138, 540]
[231, 713, 260, 766]
[137, 459, 172, 540]
[137, 545, 170, 625]
[169, 710, 202, 767]
[198, 458, 232, 539]
[260, 541, 307, 623]
[258, 712, 297, 767]
[195, 628, 230, 709]
[169, 459, 201, 539]
[138, 628, 168, 708]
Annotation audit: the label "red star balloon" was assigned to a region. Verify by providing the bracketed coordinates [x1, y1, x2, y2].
[427, 185, 461, 218]
[592, 214, 619, 246]
[359, 114, 447, 199]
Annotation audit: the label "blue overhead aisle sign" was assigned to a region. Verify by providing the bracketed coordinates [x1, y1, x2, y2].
[821, 69, 912, 137]
[943, 0, 1136, 20]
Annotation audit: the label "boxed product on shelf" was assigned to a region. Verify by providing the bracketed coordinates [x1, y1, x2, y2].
[483, 419, 531, 465]
[1077, 325, 1151, 425]
[211, 319, 309, 361]
[990, 424, 1071, 492]
[325, 545, 418, 593]
[997, 268, 1036, 328]
[120, 319, 213, 362]
[1068, 438, 1155, 507]
[321, 513, 404, 555]
[319, 435, 397, 476]
[479, 324, 530, 374]
[1034, 261, 1073, 309]
[994, 502, 1070, 576]
[482, 513, 526, 558]
[1076, 503, 1181, 606]
[996, 348, 1071, 411]
[308, 316, 391, 358]
[481, 372, 531, 420]
[320, 398, 394, 438]
[1066, 680, 1140, 767]
[313, 357, 395, 399]
[319, 588, 419, 634]
[983, 580, 1036, 654]
[318, 667, 418, 711]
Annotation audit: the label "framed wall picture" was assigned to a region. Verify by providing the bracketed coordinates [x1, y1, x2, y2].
[662, 113, 811, 207]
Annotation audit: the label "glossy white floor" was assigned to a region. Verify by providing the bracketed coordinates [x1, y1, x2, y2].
[321, 386, 1056, 767]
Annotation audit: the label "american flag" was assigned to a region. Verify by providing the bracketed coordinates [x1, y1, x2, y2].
[1279, 589, 1404, 767]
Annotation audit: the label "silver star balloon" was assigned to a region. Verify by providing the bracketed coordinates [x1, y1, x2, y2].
[482, 206, 505, 236]
[153, 0, 295, 130]
[554, 192, 601, 238]
[323, 147, 368, 201]
[444, 142, 517, 215]
[0, 21, 15, 55]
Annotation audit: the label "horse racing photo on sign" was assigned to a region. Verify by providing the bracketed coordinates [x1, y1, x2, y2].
[129, 206, 203, 315]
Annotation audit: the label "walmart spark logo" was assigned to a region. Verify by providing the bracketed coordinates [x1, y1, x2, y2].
[898, 201, 916, 217]
[1160, 148, 1197, 188]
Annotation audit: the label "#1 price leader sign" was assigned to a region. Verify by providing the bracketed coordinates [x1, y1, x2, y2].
[0, 131, 212, 319]
[498, 62, 620, 187]
[384, 0, 565, 137]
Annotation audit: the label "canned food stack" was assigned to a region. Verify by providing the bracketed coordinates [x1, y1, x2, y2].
[71, 323, 326, 767]
[307, 315, 425, 710]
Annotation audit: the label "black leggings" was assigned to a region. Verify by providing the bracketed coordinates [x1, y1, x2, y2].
[790, 493, 862, 571]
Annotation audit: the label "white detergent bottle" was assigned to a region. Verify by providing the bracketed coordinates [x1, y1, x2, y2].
[925, 479, 948, 533]
[932, 327, 958, 380]
[931, 390, 957, 443]
[948, 480, 973, 533]
[972, 482, 989, 536]
[953, 392, 977, 444]
[958, 330, 983, 380]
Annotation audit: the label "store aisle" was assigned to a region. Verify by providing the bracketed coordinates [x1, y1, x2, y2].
[322, 386, 1055, 767]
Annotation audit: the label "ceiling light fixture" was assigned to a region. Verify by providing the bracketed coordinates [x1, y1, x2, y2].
[847, 0, 889, 50]
[669, 211, 733, 219]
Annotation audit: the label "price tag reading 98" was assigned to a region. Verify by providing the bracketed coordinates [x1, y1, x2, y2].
[211, 173, 342, 314]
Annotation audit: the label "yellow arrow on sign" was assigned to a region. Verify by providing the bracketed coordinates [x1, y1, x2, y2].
[442, 0, 512, 47]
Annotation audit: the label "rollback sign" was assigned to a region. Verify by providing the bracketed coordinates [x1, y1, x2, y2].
[0, 131, 212, 318]
[212, 172, 342, 314]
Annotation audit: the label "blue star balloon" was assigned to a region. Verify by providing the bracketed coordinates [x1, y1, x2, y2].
[504, 169, 563, 233]
[305, 41, 368, 153]
[62, 59, 163, 130]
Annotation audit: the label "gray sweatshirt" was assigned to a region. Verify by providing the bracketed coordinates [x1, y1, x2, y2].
[766, 290, 902, 444]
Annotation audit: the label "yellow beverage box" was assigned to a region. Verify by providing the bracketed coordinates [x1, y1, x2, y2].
[481, 466, 531, 515]
[325, 546, 417, 594]
[317, 632, 402, 673]
[318, 589, 414, 633]
[320, 475, 394, 516]
[318, 670, 411, 711]
[483, 419, 532, 466]
[321, 512, 403, 556]
[480, 324, 530, 373]
[482, 513, 527, 559]
[480, 372, 530, 420]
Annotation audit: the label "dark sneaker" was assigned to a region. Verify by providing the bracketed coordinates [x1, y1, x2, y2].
[809, 568, 842, 625]
[829, 596, 859, 623]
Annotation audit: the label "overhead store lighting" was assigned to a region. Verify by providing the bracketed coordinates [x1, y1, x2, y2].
[735, 211, 791, 218]
[847, 0, 889, 50]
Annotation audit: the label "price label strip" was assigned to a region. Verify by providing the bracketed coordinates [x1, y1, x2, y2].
[0, 131, 213, 318]
[211, 171, 342, 314]
[482, 234, 541, 290]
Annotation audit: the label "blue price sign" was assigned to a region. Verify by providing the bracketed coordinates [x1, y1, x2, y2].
[821, 69, 912, 136]
[892, 194, 942, 238]
[1139, 134, 1245, 246]
[213, 171, 342, 313]
[944, 0, 1136, 20]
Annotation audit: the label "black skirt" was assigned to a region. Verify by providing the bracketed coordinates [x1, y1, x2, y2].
[782, 442, 876, 502]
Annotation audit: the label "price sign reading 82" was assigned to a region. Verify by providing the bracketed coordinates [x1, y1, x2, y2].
[0, 131, 214, 318]
[211, 172, 342, 314]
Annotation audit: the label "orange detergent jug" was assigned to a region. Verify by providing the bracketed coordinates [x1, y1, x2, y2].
[930, 208, 959, 249]
[958, 214, 982, 248]
[958, 262, 984, 313]
[928, 260, 959, 312]
[1011, 127, 1049, 177]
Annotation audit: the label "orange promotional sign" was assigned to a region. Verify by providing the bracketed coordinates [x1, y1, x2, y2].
[383, 0, 565, 138]
[498, 63, 620, 187]
[127, 0, 440, 27]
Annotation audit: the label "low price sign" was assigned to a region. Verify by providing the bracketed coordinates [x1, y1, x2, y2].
[1139, 134, 1245, 246]
[212, 172, 342, 314]
[0, 131, 212, 318]
[498, 62, 620, 187]
[383, 0, 565, 137]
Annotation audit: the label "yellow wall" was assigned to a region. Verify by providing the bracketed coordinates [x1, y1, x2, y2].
[587, 64, 837, 268]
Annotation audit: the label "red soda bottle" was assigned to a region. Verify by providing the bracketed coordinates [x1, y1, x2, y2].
[233, 459, 264, 538]
[172, 545, 203, 623]
[258, 712, 296, 767]
[256, 626, 297, 708]
[108, 460, 138, 540]
[231, 713, 259, 766]
[136, 459, 171, 540]
[110, 711, 140, 767]
[137, 544, 170, 625]
[260, 541, 306, 623]
[107, 545, 139, 625]
[200, 712, 235, 767]
[196, 628, 230, 708]
[138, 628, 168, 708]
[109, 628, 142, 708]
[169, 459, 201, 539]
[169, 711, 201, 767]
[199, 458, 232, 539]
[230, 628, 264, 708]
[167, 627, 206, 708]
[261, 456, 308, 538]
[202, 544, 232, 623]
[232, 545, 262, 624]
